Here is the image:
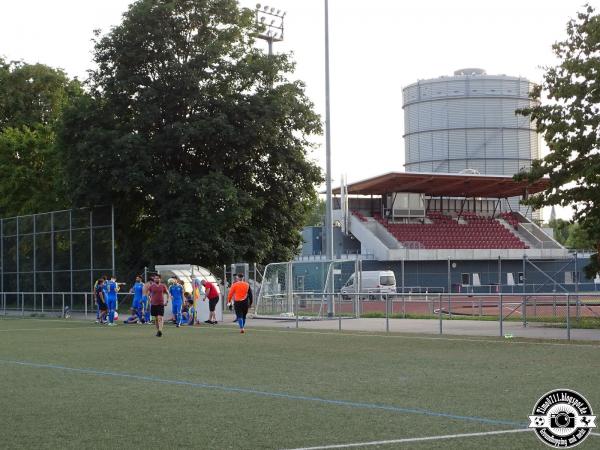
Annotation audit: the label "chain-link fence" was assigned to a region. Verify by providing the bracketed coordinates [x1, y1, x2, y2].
[251, 259, 600, 340]
[0, 206, 115, 295]
[258, 292, 599, 341]
[0, 291, 134, 319]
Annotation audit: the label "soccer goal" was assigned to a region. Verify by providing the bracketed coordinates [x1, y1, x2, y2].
[253, 259, 358, 320]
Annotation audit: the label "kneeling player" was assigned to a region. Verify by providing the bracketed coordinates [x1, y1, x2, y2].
[181, 296, 195, 325]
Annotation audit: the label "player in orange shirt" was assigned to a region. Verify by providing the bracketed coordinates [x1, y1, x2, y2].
[227, 273, 253, 334]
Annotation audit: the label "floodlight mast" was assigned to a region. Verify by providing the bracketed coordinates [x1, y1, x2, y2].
[254, 3, 285, 56]
[324, 0, 334, 317]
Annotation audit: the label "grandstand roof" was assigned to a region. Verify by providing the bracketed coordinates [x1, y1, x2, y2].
[332, 172, 549, 198]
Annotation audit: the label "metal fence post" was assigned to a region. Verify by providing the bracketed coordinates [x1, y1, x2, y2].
[385, 294, 389, 333]
[21, 292, 24, 316]
[84, 293, 88, 319]
[295, 291, 299, 329]
[499, 293, 503, 337]
[2, 292, 5, 316]
[62, 293, 65, 318]
[478, 297, 482, 318]
[447, 258, 452, 318]
[41, 293, 44, 314]
[522, 255, 526, 326]
[439, 294, 443, 334]
[401, 258, 405, 318]
[566, 294, 571, 341]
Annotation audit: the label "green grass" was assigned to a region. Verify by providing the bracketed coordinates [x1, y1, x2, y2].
[1, 318, 599, 449]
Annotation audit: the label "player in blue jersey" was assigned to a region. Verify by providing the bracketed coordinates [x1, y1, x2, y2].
[169, 278, 185, 327]
[181, 293, 195, 325]
[124, 275, 144, 323]
[105, 275, 119, 326]
[102, 275, 109, 316]
[142, 279, 153, 324]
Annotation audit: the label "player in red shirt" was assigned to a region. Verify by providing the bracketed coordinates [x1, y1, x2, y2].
[148, 274, 170, 337]
[201, 279, 220, 324]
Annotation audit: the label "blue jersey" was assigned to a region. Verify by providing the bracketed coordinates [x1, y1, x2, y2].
[133, 282, 144, 301]
[106, 280, 118, 301]
[169, 284, 184, 302]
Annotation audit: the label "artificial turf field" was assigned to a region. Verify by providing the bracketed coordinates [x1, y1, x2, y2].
[1, 317, 599, 449]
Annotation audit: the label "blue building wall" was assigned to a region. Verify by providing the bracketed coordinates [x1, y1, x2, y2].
[292, 257, 596, 294]
[300, 226, 361, 257]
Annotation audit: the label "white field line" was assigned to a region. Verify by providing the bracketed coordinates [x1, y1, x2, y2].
[283, 428, 531, 450]
[0, 326, 94, 332]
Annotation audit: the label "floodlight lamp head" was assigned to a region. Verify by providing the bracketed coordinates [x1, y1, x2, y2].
[270, 7, 275, 12]
[264, 5, 269, 11]
[256, 3, 261, 8]
[260, 16, 265, 22]
[276, 9, 281, 14]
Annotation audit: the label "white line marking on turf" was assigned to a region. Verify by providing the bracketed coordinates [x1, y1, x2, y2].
[0, 358, 524, 428]
[283, 428, 530, 449]
[0, 326, 94, 332]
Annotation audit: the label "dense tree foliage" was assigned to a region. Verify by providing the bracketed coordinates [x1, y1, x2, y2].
[58, 0, 322, 272]
[547, 218, 595, 249]
[518, 5, 600, 276]
[0, 59, 80, 216]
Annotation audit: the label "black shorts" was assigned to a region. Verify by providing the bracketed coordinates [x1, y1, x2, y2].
[150, 305, 164, 317]
[97, 301, 108, 311]
[233, 299, 249, 319]
[208, 297, 219, 312]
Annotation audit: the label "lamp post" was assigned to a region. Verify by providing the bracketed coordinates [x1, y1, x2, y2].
[255, 3, 285, 56]
[324, 0, 334, 317]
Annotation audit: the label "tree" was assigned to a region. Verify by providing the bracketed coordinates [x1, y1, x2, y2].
[517, 4, 600, 276]
[0, 58, 80, 129]
[547, 219, 570, 245]
[0, 59, 81, 216]
[304, 197, 325, 227]
[564, 223, 595, 249]
[58, 0, 323, 273]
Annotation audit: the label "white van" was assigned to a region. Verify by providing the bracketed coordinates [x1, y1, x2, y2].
[340, 270, 396, 298]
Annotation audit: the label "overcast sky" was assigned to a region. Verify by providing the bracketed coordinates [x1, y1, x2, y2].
[0, 0, 593, 219]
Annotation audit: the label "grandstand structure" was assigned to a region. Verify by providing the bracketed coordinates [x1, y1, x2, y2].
[333, 171, 566, 262]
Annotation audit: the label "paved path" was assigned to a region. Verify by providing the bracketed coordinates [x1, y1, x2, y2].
[240, 314, 600, 342]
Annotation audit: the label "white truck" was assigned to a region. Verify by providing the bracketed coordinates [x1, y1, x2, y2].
[340, 270, 397, 299]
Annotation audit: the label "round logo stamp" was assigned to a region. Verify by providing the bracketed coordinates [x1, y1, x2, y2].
[529, 389, 596, 448]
